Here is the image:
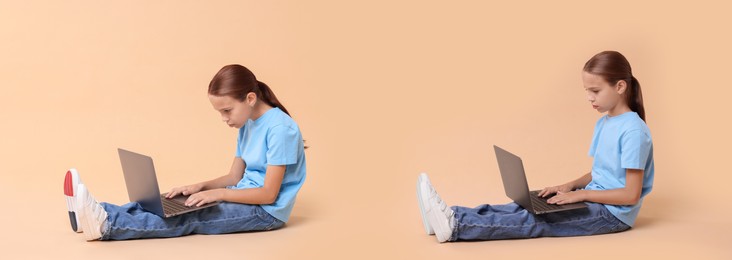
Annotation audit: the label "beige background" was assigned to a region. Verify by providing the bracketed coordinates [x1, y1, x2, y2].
[1, 0, 730, 259]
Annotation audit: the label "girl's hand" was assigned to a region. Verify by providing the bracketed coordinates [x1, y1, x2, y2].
[538, 184, 573, 198]
[166, 183, 204, 199]
[547, 190, 585, 205]
[185, 189, 225, 207]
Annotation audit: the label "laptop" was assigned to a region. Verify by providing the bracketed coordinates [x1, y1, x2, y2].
[493, 145, 587, 214]
[118, 148, 220, 218]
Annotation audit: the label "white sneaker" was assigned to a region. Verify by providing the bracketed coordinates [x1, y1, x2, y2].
[64, 168, 83, 233]
[76, 184, 108, 241]
[417, 173, 434, 235]
[417, 173, 455, 243]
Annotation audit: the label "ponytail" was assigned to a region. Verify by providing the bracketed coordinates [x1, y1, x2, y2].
[628, 76, 646, 122]
[256, 81, 290, 116]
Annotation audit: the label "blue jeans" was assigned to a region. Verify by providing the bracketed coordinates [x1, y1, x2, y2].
[450, 202, 630, 241]
[99, 202, 284, 240]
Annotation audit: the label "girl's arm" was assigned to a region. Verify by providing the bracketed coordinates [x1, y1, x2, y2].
[567, 172, 592, 190]
[165, 157, 244, 198]
[538, 172, 592, 197]
[200, 157, 246, 190]
[548, 169, 644, 206]
[185, 165, 285, 206]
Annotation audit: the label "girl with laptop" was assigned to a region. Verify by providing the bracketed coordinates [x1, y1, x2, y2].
[417, 51, 654, 242]
[64, 64, 307, 241]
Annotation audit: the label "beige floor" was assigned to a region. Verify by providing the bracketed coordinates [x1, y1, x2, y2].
[2, 1, 731, 259]
[3, 150, 731, 259]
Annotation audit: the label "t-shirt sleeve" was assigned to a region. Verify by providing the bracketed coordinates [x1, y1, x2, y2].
[620, 129, 652, 169]
[266, 125, 300, 166]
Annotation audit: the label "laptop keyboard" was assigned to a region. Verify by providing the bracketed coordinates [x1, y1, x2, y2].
[160, 194, 200, 215]
[529, 191, 566, 212]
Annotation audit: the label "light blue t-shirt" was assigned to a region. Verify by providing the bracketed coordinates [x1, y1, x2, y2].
[232, 107, 306, 223]
[585, 111, 654, 226]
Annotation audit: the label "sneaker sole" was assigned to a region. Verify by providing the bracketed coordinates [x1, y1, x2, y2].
[417, 173, 434, 235]
[64, 169, 82, 233]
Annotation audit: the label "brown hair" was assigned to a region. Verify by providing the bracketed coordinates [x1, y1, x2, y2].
[583, 51, 646, 122]
[208, 64, 290, 116]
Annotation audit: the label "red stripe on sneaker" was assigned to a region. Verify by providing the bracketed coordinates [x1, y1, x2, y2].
[64, 170, 73, 196]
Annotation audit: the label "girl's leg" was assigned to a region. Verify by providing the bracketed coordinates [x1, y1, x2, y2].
[450, 202, 630, 241]
[100, 201, 284, 240]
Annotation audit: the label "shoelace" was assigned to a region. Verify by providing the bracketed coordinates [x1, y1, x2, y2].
[85, 193, 107, 225]
[430, 187, 455, 219]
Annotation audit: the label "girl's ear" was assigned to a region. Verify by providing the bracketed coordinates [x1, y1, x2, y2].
[615, 80, 628, 95]
[246, 92, 257, 107]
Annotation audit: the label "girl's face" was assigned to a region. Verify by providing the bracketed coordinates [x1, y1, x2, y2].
[582, 71, 628, 115]
[208, 93, 256, 129]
